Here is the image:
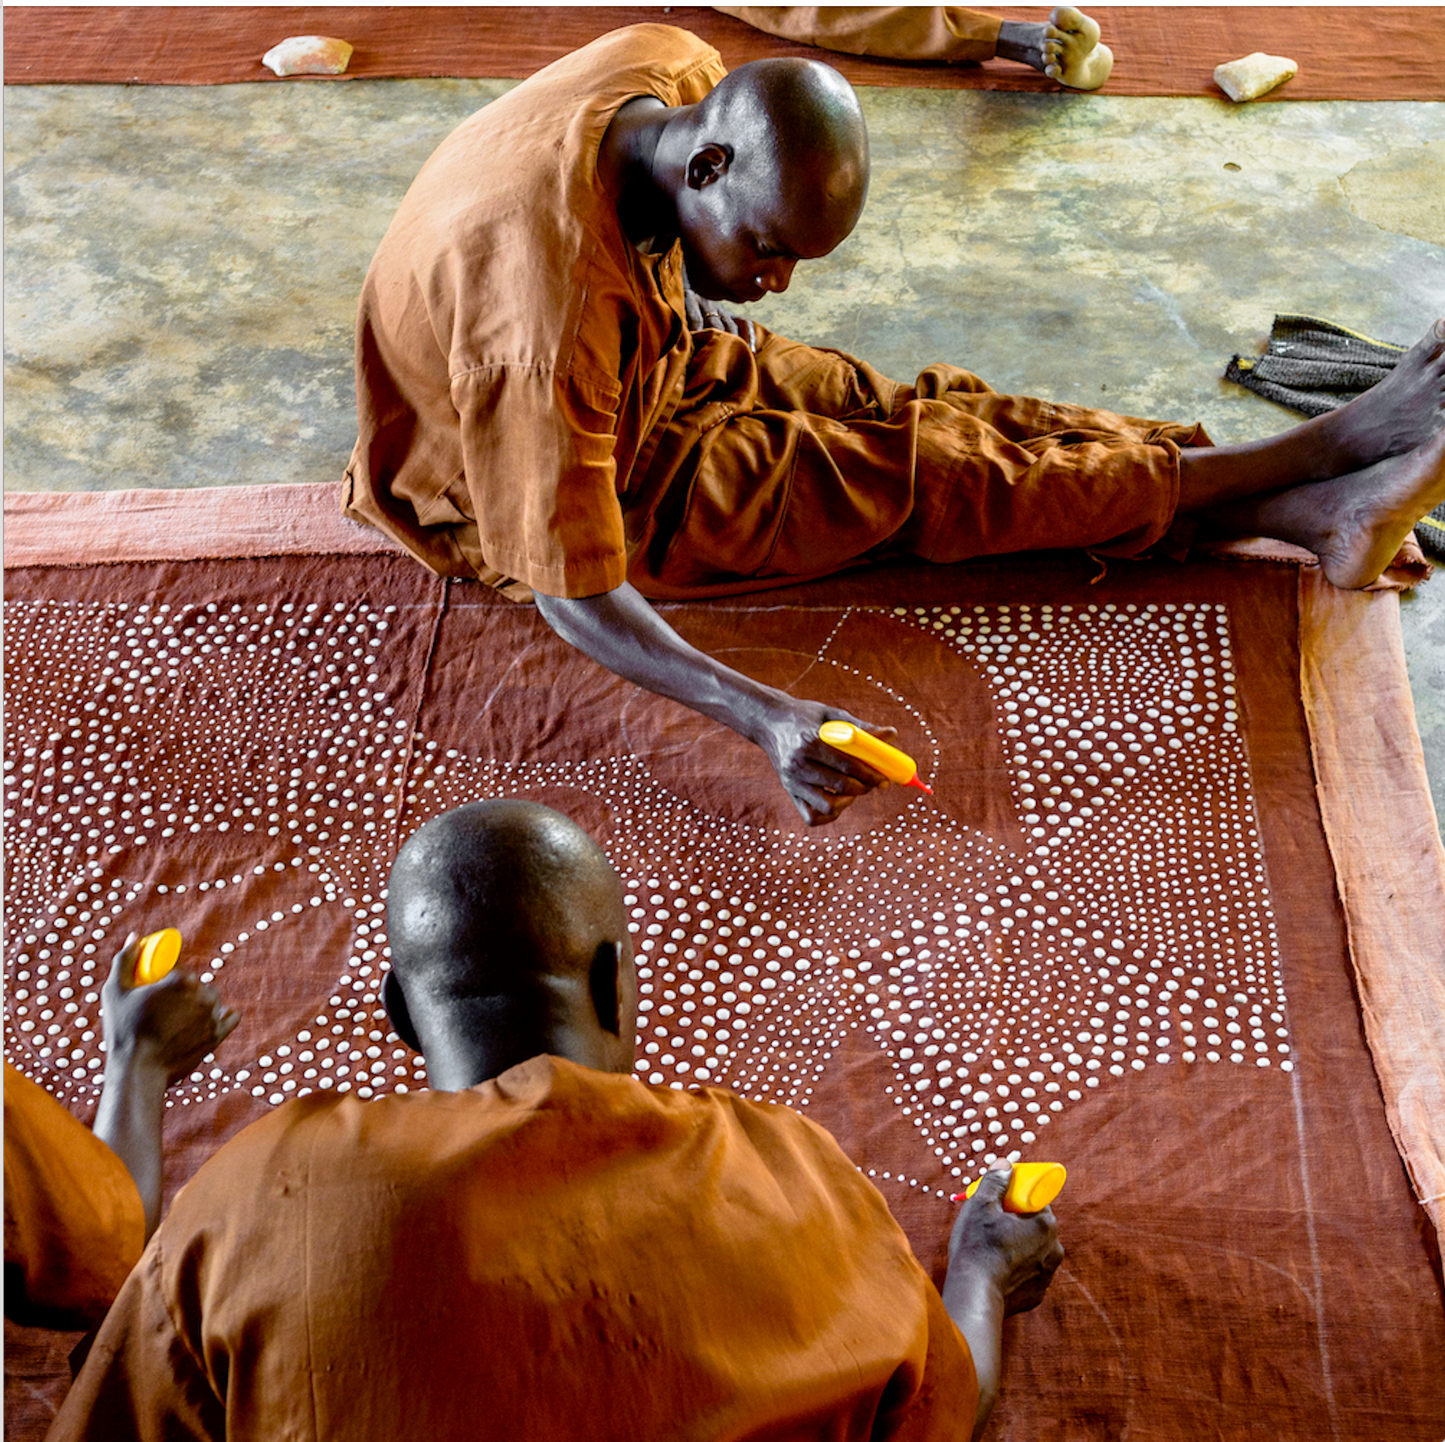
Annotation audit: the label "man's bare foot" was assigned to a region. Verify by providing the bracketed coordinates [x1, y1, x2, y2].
[1285, 428, 1445, 589]
[1044, 7, 1113, 91]
[995, 11, 1111, 90]
[1311, 318, 1445, 474]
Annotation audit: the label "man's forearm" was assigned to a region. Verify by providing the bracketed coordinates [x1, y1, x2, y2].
[533, 581, 788, 742]
[92, 1044, 169, 1237]
[533, 580, 890, 826]
[941, 1267, 1005, 1438]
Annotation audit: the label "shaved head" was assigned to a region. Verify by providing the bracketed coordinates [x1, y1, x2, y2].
[694, 57, 869, 235]
[667, 57, 869, 303]
[385, 801, 635, 1085]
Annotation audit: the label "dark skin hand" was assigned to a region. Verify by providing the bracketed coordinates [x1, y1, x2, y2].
[683, 282, 758, 350]
[533, 581, 897, 826]
[941, 1164, 1064, 1437]
[93, 935, 239, 1236]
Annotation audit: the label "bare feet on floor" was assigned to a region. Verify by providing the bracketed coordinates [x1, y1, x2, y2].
[1044, 7, 1114, 91]
[1312, 318, 1445, 473]
[1313, 428, 1445, 588]
[1253, 426, 1445, 589]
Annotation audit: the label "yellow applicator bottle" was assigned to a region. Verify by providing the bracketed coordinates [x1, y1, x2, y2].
[817, 721, 933, 795]
[134, 928, 183, 986]
[952, 1162, 1067, 1214]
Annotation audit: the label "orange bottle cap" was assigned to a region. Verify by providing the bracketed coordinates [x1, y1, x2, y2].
[956, 1161, 1067, 1213]
[135, 928, 182, 986]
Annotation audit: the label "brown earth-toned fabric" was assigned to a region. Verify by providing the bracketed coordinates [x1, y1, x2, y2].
[5, 487, 1444, 1437]
[0, 486, 395, 571]
[5, 6, 1442, 100]
[3, 1064, 145, 1331]
[344, 26, 1201, 601]
[49, 1056, 977, 1440]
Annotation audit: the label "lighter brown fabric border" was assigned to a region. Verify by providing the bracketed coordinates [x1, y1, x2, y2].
[11, 488, 1429, 586]
[2, 485, 400, 569]
[1299, 568, 1445, 1248]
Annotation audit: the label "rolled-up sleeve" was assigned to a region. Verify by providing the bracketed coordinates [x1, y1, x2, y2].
[454, 365, 627, 597]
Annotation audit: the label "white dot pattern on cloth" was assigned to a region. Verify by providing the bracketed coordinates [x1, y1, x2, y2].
[3, 598, 1291, 1194]
[3, 599, 427, 1110]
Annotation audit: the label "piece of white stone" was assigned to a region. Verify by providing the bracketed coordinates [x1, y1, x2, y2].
[1213, 52, 1298, 103]
[261, 35, 354, 78]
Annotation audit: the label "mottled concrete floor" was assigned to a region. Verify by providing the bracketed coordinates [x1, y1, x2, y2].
[4, 79, 1444, 820]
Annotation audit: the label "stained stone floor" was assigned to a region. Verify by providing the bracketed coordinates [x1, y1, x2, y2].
[4, 79, 1444, 822]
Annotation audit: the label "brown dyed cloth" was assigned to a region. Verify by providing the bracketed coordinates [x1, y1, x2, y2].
[5, 7, 1443, 100]
[716, 7, 1004, 63]
[5, 506, 1445, 1438]
[49, 1055, 976, 1440]
[344, 24, 1200, 602]
[3, 1063, 144, 1332]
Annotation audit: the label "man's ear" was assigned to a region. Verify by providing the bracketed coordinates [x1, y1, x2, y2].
[686, 143, 731, 191]
[382, 969, 422, 1052]
[589, 940, 625, 1037]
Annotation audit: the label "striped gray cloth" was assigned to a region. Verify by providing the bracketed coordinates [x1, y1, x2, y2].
[1226, 316, 1443, 557]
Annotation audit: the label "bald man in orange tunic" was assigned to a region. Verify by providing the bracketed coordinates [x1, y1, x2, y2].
[50, 800, 1064, 1439]
[343, 25, 1445, 827]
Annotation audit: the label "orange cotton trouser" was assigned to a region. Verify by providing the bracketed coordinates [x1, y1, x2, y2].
[624, 326, 1206, 600]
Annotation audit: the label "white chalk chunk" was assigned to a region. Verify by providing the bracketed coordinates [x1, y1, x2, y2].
[262, 35, 354, 78]
[1213, 52, 1298, 103]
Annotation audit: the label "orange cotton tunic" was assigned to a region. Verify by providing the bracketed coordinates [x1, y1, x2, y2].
[343, 25, 724, 599]
[344, 23, 1199, 602]
[49, 1056, 978, 1441]
[713, 7, 1005, 63]
[3, 1063, 145, 1330]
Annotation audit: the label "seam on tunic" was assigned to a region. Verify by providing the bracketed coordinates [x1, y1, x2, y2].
[450, 358, 623, 406]
[758, 430, 803, 576]
[558, 235, 597, 378]
[153, 1236, 208, 1395]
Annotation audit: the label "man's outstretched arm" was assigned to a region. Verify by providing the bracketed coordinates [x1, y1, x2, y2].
[941, 1165, 1064, 1437]
[94, 936, 239, 1238]
[533, 580, 891, 825]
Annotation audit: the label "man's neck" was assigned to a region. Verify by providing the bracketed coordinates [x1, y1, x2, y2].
[598, 96, 687, 247]
[417, 1024, 628, 1092]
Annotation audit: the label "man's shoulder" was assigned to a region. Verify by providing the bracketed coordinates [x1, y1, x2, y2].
[535, 23, 724, 91]
[169, 1090, 361, 1183]
[508, 1058, 859, 1169]
[155, 1087, 490, 1246]
[436, 23, 724, 155]
[368, 22, 721, 335]
[633, 1074, 892, 1208]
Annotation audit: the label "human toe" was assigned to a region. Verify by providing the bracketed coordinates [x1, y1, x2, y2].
[1049, 6, 1101, 44]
